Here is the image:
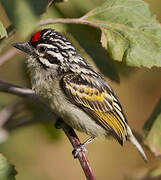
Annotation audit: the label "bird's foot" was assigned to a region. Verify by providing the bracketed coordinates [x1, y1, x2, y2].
[72, 144, 88, 158]
[54, 118, 63, 129]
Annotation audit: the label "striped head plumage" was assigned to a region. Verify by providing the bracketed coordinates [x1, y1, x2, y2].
[28, 29, 92, 73]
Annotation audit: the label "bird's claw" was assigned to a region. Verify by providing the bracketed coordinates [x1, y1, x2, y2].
[72, 144, 88, 158]
[54, 118, 62, 129]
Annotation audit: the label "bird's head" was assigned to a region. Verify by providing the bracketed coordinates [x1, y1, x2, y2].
[12, 28, 85, 72]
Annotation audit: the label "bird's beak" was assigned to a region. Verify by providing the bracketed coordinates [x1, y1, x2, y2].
[12, 42, 34, 55]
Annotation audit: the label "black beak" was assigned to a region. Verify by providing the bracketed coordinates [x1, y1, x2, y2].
[12, 42, 34, 55]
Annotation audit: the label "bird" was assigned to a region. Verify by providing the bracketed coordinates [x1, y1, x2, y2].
[12, 28, 147, 161]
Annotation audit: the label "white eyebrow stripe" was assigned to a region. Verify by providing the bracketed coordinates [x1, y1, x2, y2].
[38, 44, 55, 49]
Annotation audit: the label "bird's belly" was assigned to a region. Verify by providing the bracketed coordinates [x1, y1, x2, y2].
[51, 91, 107, 137]
[32, 76, 107, 137]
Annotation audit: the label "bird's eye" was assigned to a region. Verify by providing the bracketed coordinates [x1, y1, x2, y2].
[38, 46, 46, 53]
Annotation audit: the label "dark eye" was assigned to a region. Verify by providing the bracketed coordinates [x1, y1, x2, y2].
[38, 46, 46, 53]
[48, 56, 60, 64]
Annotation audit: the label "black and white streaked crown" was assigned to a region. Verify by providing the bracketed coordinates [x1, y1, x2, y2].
[30, 29, 77, 57]
[29, 28, 100, 77]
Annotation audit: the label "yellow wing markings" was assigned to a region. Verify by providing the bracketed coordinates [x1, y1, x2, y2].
[67, 82, 113, 111]
[62, 74, 127, 143]
[69, 83, 104, 102]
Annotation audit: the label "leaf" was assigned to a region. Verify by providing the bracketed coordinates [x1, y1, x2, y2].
[66, 27, 120, 82]
[49, 4, 121, 82]
[0, 154, 17, 180]
[0, 22, 7, 40]
[144, 97, 161, 156]
[1, 0, 48, 37]
[83, 0, 161, 68]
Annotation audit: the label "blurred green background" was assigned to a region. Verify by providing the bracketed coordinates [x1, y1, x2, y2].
[0, 0, 161, 179]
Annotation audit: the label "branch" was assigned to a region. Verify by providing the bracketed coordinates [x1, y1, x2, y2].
[0, 80, 54, 113]
[0, 101, 25, 127]
[38, 18, 102, 30]
[0, 80, 96, 180]
[60, 122, 96, 180]
[45, 0, 54, 12]
[0, 17, 102, 67]
[0, 49, 18, 66]
[0, 101, 25, 142]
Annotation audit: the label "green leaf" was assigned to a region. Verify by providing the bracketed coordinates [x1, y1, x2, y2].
[144, 97, 161, 156]
[49, 4, 120, 82]
[0, 22, 7, 40]
[1, 0, 48, 37]
[84, 0, 161, 68]
[0, 154, 17, 180]
[69, 27, 120, 82]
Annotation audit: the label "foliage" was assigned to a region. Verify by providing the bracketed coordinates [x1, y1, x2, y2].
[84, 0, 161, 68]
[144, 97, 161, 156]
[0, 154, 17, 180]
[1, 0, 49, 37]
[0, 21, 7, 40]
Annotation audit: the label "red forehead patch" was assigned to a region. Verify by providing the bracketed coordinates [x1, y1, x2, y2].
[32, 31, 41, 42]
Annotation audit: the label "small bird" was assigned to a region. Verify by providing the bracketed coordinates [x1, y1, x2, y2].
[13, 28, 147, 161]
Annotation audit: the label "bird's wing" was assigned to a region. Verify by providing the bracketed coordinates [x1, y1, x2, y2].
[61, 73, 128, 145]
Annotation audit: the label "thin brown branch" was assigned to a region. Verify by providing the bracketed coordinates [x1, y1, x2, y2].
[61, 121, 96, 180]
[0, 80, 53, 113]
[45, 0, 54, 12]
[0, 101, 25, 127]
[0, 80, 96, 180]
[0, 101, 25, 142]
[38, 18, 102, 30]
[0, 18, 102, 67]
[0, 104, 16, 127]
[0, 49, 18, 66]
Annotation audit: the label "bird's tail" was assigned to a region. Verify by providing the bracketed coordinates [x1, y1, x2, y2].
[126, 126, 147, 162]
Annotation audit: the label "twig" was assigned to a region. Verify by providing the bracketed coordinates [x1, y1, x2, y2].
[0, 101, 25, 142]
[45, 0, 54, 12]
[0, 104, 15, 127]
[0, 80, 96, 180]
[0, 49, 18, 66]
[0, 18, 102, 67]
[0, 101, 25, 127]
[61, 122, 96, 180]
[38, 18, 102, 30]
[0, 80, 54, 113]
